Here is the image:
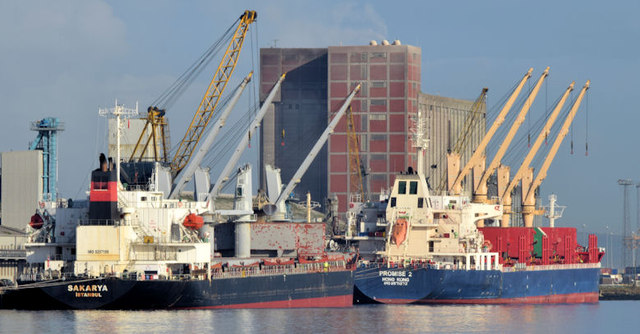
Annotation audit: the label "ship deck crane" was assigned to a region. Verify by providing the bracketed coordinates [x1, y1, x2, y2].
[473, 67, 549, 204]
[169, 72, 253, 199]
[274, 84, 361, 211]
[521, 81, 590, 227]
[449, 68, 533, 195]
[207, 74, 286, 203]
[441, 88, 488, 193]
[170, 10, 257, 176]
[129, 107, 170, 163]
[499, 81, 574, 227]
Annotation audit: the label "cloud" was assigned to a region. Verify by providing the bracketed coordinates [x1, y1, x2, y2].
[0, 0, 132, 196]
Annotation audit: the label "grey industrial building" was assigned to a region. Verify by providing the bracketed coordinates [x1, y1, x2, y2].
[419, 93, 486, 193]
[0, 151, 38, 280]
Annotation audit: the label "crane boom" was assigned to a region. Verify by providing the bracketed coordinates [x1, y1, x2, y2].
[347, 106, 365, 201]
[449, 68, 533, 194]
[170, 10, 257, 175]
[274, 84, 361, 208]
[169, 72, 253, 199]
[501, 81, 574, 199]
[524, 80, 590, 204]
[474, 67, 549, 202]
[208, 73, 286, 201]
[438, 88, 488, 193]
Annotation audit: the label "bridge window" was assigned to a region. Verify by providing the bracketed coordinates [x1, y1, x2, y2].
[409, 181, 418, 194]
[398, 181, 407, 194]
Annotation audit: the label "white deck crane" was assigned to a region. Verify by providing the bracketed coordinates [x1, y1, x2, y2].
[499, 81, 574, 227]
[473, 67, 549, 204]
[169, 72, 253, 199]
[449, 68, 533, 195]
[207, 73, 286, 203]
[273, 84, 361, 211]
[521, 81, 590, 227]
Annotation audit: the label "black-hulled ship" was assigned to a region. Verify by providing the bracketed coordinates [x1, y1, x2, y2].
[0, 152, 354, 310]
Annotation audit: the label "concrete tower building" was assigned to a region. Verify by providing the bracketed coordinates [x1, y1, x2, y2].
[327, 42, 421, 213]
[260, 42, 483, 217]
[259, 48, 329, 205]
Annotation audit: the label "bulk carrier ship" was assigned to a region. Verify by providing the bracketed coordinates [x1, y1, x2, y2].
[0, 147, 354, 310]
[349, 71, 603, 304]
[0, 10, 359, 309]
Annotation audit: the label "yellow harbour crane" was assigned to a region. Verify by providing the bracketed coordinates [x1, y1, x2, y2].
[129, 10, 257, 174]
[346, 106, 365, 202]
[170, 10, 257, 175]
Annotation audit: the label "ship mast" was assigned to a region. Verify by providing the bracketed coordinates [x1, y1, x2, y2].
[412, 111, 428, 176]
[99, 99, 140, 188]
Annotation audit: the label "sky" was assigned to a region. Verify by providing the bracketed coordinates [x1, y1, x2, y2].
[0, 0, 638, 235]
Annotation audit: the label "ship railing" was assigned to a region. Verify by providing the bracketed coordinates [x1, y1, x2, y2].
[207, 262, 349, 279]
[501, 262, 601, 272]
[78, 219, 120, 226]
[0, 249, 27, 259]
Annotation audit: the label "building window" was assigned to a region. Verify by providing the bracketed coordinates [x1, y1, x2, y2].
[390, 197, 397, 207]
[409, 181, 418, 194]
[429, 241, 434, 252]
[370, 114, 387, 121]
[360, 134, 368, 151]
[418, 198, 424, 208]
[398, 181, 407, 194]
[370, 99, 386, 106]
[370, 52, 387, 59]
[372, 81, 386, 88]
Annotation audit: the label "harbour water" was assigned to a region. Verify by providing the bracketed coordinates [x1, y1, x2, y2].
[0, 301, 636, 333]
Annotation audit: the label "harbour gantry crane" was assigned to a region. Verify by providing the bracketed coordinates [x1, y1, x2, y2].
[521, 81, 590, 227]
[473, 67, 549, 205]
[441, 87, 488, 194]
[499, 81, 575, 227]
[449, 68, 533, 195]
[170, 10, 257, 175]
[347, 106, 365, 203]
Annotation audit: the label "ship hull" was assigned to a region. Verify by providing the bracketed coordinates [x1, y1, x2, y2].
[354, 265, 599, 304]
[0, 270, 354, 310]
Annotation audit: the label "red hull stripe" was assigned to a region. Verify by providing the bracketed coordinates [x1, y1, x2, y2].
[375, 292, 599, 305]
[90, 181, 118, 202]
[179, 295, 353, 309]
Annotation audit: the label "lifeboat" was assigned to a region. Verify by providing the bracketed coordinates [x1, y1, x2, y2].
[29, 214, 44, 229]
[182, 213, 204, 230]
[391, 218, 408, 246]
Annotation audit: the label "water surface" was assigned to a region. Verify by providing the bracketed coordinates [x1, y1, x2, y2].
[0, 301, 635, 333]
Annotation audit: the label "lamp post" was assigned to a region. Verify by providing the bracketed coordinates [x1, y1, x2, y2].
[605, 226, 609, 268]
